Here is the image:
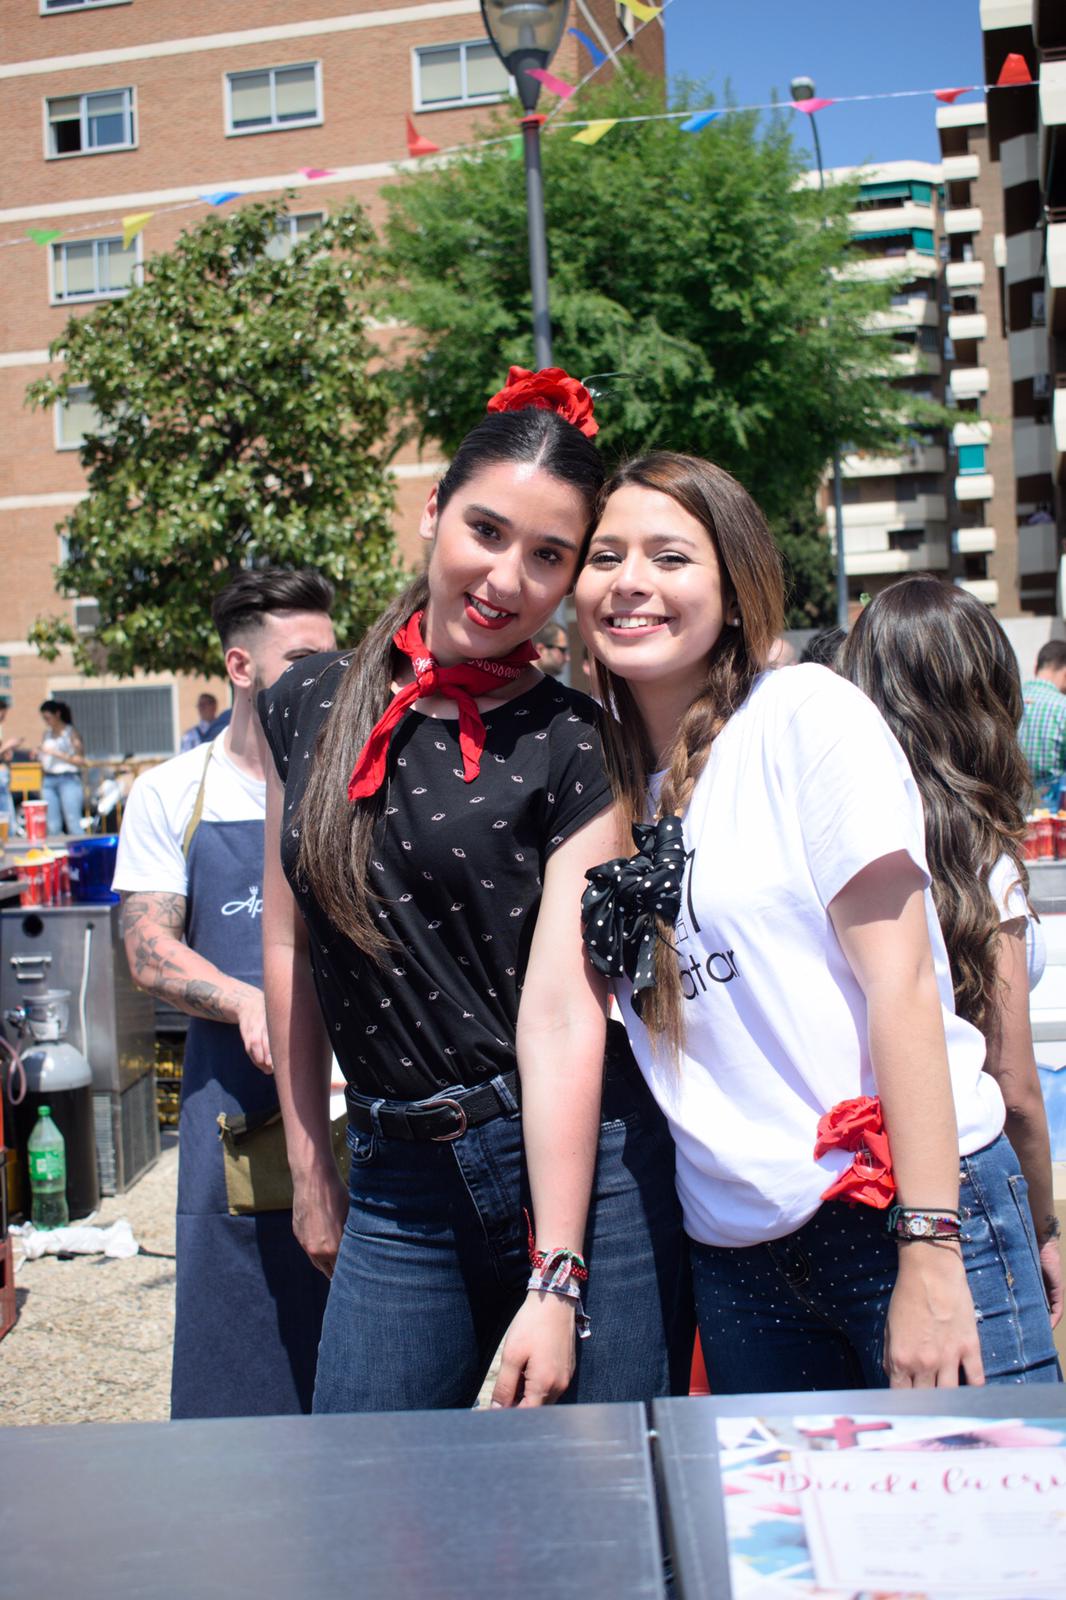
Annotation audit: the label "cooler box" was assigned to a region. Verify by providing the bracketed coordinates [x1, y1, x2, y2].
[67, 836, 119, 904]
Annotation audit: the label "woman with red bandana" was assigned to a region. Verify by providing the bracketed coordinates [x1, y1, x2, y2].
[576, 452, 1059, 1389]
[259, 371, 691, 1411]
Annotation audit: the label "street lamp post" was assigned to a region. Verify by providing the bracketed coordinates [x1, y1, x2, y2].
[481, 0, 571, 369]
[791, 74, 849, 630]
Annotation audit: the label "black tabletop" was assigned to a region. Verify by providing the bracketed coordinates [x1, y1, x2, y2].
[653, 1388, 1066, 1600]
[1, 1403, 665, 1600]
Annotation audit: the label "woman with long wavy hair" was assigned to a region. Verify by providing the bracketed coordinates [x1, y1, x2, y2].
[258, 372, 690, 1413]
[575, 450, 1060, 1390]
[842, 576, 1061, 1327]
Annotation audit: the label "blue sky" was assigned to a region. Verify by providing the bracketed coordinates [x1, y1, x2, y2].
[662, 0, 985, 171]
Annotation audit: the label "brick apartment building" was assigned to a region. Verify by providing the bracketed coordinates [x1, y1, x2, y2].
[0, 0, 662, 759]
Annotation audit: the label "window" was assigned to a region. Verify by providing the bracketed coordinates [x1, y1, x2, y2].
[264, 211, 325, 261]
[51, 235, 139, 302]
[1032, 290, 1047, 326]
[59, 686, 175, 759]
[46, 88, 135, 156]
[55, 385, 103, 451]
[958, 443, 987, 474]
[413, 41, 509, 110]
[42, 0, 131, 11]
[226, 63, 321, 135]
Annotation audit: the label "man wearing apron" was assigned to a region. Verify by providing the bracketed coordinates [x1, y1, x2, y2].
[114, 569, 336, 1418]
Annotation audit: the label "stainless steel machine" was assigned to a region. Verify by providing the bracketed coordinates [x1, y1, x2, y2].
[0, 903, 158, 1194]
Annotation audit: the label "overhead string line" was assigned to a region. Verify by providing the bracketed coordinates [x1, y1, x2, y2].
[0, 56, 1032, 253]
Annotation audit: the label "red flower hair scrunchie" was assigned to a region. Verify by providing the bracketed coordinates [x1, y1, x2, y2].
[486, 366, 599, 438]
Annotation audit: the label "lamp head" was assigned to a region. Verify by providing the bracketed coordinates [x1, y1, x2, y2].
[790, 74, 816, 102]
[480, 0, 571, 112]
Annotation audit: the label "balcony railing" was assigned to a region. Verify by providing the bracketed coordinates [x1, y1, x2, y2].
[952, 527, 997, 556]
[945, 260, 985, 290]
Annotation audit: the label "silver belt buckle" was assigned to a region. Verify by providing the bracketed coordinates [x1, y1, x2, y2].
[429, 1096, 468, 1142]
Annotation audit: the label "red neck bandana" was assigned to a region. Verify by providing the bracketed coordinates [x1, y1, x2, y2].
[347, 610, 539, 802]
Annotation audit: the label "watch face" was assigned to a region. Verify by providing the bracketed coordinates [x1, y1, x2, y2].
[908, 1215, 933, 1237]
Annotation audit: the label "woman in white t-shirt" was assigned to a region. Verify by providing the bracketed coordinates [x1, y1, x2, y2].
[842, 576, 1062, 1329]
[575, 452, 1060, 1389]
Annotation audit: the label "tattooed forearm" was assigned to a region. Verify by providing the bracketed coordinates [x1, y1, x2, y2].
[1042, 1214, 1062, 1243]
[120, 890, 251, 1024]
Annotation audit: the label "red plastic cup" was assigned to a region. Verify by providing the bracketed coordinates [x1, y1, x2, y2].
[22, 800, 47, 842]
[16, 860, 44, 907]
[1035, 816, 1055, 860]
[53, 849, 71, 904]
[1022, 821, 1040, 862]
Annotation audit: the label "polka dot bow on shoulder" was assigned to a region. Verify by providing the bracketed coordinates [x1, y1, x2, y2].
[580, 817, 686, 1017]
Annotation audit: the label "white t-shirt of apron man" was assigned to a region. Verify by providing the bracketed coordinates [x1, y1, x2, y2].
[113, 734, 264, 905]
[617, 665, 1006, 1249]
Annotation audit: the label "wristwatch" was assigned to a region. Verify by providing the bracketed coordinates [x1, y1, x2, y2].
[887, 1206, 962, 1242]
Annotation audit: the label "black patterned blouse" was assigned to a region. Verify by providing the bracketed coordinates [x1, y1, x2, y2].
[260, 653, 613, 1099]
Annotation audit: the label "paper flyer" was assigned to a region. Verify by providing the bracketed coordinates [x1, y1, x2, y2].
[715, 1413, 1066, 1599]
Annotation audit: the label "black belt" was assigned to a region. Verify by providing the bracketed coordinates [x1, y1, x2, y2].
[345, 1071, 518, 1143]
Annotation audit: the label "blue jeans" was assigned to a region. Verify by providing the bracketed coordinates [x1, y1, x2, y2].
[313, 1047, 693, 1412]
[43, 773, 84, 836]
[690, 1134, 1061, 1392]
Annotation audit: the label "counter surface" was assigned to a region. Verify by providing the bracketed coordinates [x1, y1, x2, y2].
[0, 1403, 665, 1600]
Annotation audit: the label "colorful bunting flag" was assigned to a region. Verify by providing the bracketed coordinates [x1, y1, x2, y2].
[791, 97, 835, 115]
[996, 52, 1033, 87]
[121, 212, 153, 249]
[526, 67, 575, 99]
[507, 134, 524, 160]
[680, 109, 720, 133]
[618, 0, 661, 19]
[568, 27, 607, 67]
[934, 86, 974, 104]
[201, 190, 242, 206]
[405, 115, 440, 157]
[299, 166, 335, 180]
[571, 119, 617, 146]
[26, 227, 62, 246]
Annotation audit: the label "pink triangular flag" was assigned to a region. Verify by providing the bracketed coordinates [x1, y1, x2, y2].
[300, 166, 335, 180]
[997, 52, 1033, 87]
[791, 97, 834, 115]
[405, 116, 440, 157]
[526, 67, 576, 100]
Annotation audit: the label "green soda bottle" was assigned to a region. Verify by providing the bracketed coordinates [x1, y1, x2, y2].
[28, 1105, 69, 1230]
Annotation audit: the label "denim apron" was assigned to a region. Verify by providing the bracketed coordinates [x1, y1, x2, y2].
[171, 791, 328, 1419]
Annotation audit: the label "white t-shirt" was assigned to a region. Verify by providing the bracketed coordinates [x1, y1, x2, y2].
[989, 852, 1046, 990]
[112, 734, 264, 898]
[40, 727, 79, 775]
[618, 665, 1005, 1249]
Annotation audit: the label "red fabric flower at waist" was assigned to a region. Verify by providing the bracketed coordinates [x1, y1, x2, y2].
[814, 1094, 896, 1210]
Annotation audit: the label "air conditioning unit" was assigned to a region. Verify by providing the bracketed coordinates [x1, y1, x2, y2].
[73, 599, 100, 634]
[1032, 291, 1046, 326]
[1034, 372, 1051, 399]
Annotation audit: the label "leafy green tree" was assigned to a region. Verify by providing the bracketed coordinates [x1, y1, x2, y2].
[384, 72, 944, 620]
[27, 198, 404, 676]
[777, 497, 837, 629]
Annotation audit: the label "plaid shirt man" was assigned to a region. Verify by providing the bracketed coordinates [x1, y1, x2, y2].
[1020, 677, 1066, 799]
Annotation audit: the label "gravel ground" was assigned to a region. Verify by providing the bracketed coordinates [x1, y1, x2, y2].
[0, 1134, 178, 1427]
[0, 1132, 501, 1424]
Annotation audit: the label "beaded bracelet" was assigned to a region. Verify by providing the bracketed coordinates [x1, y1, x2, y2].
[887, 1206, 962, 1242]
[525, 1211, 589, 1283]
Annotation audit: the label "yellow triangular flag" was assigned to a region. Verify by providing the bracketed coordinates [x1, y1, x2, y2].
[122, 211, 153, 250]
[571, 119, 618, 146]
[618, 0, 661, 20]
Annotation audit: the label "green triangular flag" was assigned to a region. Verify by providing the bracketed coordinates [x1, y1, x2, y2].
[507, 135, 523, 161]
[27, 227, 62, 246]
